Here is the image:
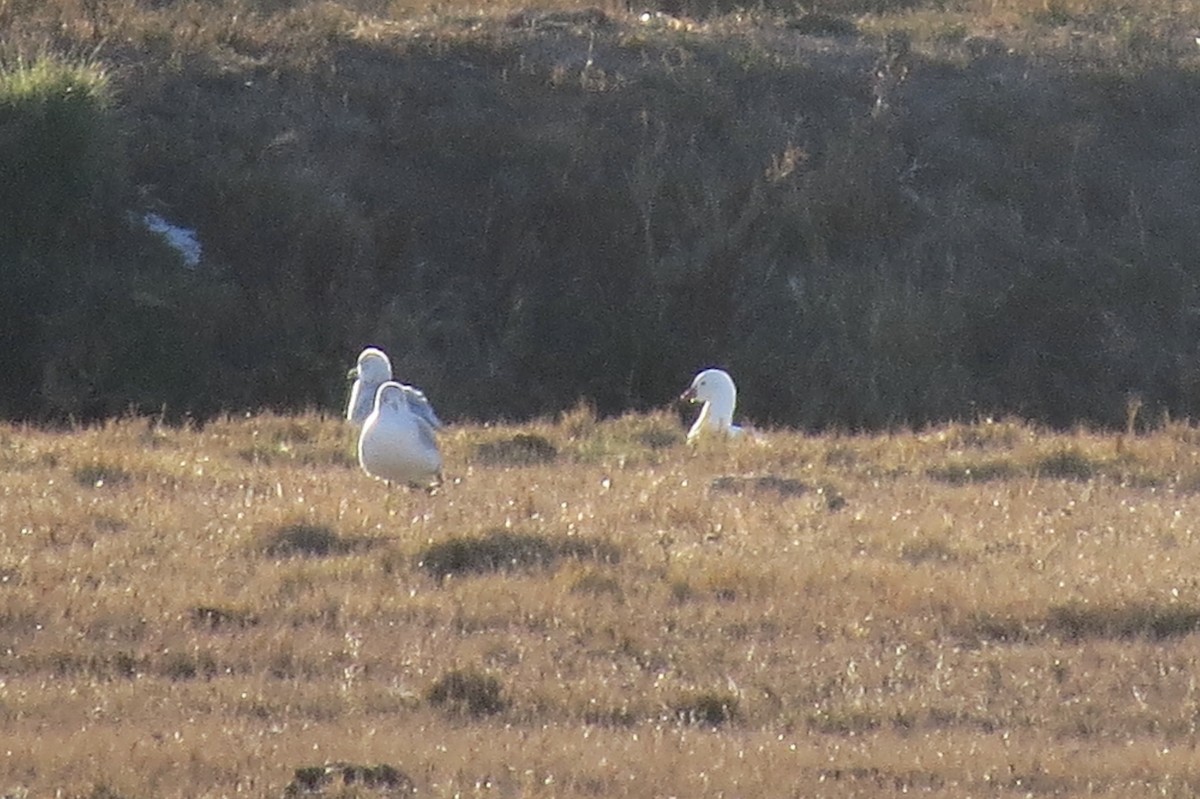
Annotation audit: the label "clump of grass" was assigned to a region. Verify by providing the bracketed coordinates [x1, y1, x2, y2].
[234, 418, 354, 467]
[672, 691, 739, 726]
[669, 579, 695, 604]
[899, 536, 959, 565]
[418, 530, 618, 579]
[582, 705, 638, 727]
[284, 762, 414, 797]
[1174, 470, 1200, 494]
[709, 475, 808, 497]
[190, 605, 259, 631]
[158, 650, 219, 681]
[1034, 449, 1097, 481]
[962, 612, 1035, 644]
[426, 668, 507, 717]
[946, 421, 1026, 450]
[807, 706, 883, 735]
[559, 401, 599, 439]
[785, 11, 859, 36]
[419, 531, 554, 578]
[823, 446, 861, 467]
[568, 570, 623, 600]
[75, 785, 137, 799]
[926, 459, 1018, 485]
[260, 523, 346, 557]
[71, 462, 133, 488]
[473, 434, 559, 466]
[1047, 602, 1200, 641]
[819, 483, 848, 511]
[636, 425, 684, 450]
[40, 650, 145, 680]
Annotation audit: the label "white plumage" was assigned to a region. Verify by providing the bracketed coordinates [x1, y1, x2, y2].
[680, 368, 743, 443]
[358, 381, 443, 489]
[346, 347, 392, 425]
[346, 347, 443, 430]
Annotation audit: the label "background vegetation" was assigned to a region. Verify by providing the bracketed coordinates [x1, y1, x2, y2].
[8, 413, 1200, 797]
[6, 0, 1200, 429]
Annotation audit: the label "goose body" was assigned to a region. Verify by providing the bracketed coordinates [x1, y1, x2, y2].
[680, 368, 743, 443]
[358, 381, 443, 488]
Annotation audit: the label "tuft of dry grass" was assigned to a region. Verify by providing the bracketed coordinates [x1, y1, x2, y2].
[6, 412, 1200, 795]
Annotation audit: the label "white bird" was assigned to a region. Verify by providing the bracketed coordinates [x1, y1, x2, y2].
[347, 347, 392, 424]
[346, 347, 442, 430]
[680, 368, 744, 443]
[358, 381, 443, 489]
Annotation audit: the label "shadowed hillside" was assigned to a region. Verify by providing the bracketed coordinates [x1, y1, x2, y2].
[5, 0, 1200, 428]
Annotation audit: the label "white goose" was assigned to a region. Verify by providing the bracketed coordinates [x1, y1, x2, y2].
[680, 368, 744, 443]
[358, 381, 443, 489]
[346, 347, 442, 430]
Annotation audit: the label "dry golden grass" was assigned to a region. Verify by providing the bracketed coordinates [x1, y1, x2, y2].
[6, 411, 1200, 796]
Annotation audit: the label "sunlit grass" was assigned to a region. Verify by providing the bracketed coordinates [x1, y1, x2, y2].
[6, 412, 1200, 796]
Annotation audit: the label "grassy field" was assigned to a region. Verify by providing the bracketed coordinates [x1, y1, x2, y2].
[6, 410, 1200, 796]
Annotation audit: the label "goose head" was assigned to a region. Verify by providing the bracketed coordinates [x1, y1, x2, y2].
[680, 368, 737, 409]
[373, 381, 408, 416]
[348, 347, 392, 384]
[681, 368, 738, 441]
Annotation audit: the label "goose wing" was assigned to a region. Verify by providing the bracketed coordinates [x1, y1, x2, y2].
[401, 384, 444, 430]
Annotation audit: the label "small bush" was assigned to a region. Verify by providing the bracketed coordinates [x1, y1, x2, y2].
[426, 668, 507, 717]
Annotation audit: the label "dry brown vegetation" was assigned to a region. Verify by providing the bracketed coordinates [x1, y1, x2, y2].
[7, 411, 1200, 796]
